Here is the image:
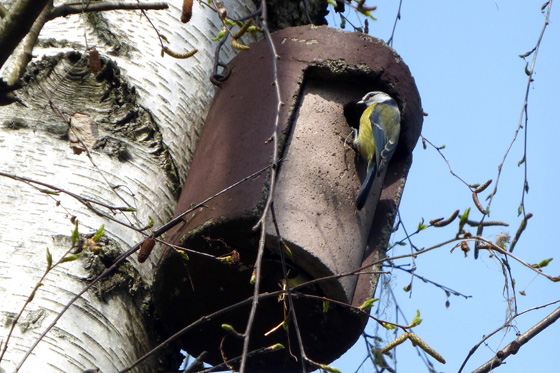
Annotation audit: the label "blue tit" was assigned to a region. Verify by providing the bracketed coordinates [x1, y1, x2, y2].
[353, 91, 401, 210]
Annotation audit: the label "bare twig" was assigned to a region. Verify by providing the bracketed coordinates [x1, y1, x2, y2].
[387, 0, 403, 46]
[15, 164, 273, 371]
[386, 262, 472, 300]
[270, 205, 308, 371]
[477, 0, 552, 255]
[118, 230, 559, 371]
[3, 0, 52, 85]
[460, 302, 560, 373]
[0, 240, 79, 363]
[0, 0, 51, 70]
[0, 171, 140, 231]
[239, 1, 282, 371]
[420, 136, 472, 188]
[472, 237, 558, 281]
[48, 1, 168, 20]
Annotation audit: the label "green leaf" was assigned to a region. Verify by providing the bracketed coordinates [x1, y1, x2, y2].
[224, 18, 235, 27]
[181, 252, 190, 261]
[327, 0, 336, 5]
[323, 300, 330, 313]
[320, 365, 342, 373]
[124, 207, 137, 212]
[41, 189, 60, 195]
[46, 248, 53, 270]
[417, 218, 427, 231]
[148, 216, 154, 228]
[268, 343, 285, 351]
[458, 208, 470, 232]
[409, 309, 423, 328]
[92, 225, 104, 242]
[250, 270, 256, 285]
[283, 243, 292, 257]
[212, 28, 227, 41]
[403, 284, 411, 292]
[246, 26, 260, 35]
[340, 15, 346, 29]
[221, 324, 235, 333]
[219, 256, 231, 263]
[533, 258, 553, 269]
[60, 253, 81, 263]
[27, 283, 43, 302]
[382, 322, 397, 330]
[71, 220, 79, 246]
[525, 62, 531, 75]
[359, 298, 378, 311]
[358, 10, 377, 21]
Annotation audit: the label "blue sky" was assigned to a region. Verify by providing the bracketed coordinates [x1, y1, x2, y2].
[332, 1, 560, 372]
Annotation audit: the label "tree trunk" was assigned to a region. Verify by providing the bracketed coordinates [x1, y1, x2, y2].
[0, 1, 257, 371]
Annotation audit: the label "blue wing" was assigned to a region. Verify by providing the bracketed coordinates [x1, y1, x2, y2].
[355, 103, 400, 210]
[371, 104, 399, 175]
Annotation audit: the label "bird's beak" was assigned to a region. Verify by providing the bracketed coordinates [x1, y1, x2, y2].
[357, 100, 365, 106]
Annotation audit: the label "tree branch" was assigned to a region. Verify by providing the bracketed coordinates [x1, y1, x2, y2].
[0, 0, 51, 71]
[3, 0, 52, 86]
[473, 306, 560, 373]
[48, 1, 168, 21]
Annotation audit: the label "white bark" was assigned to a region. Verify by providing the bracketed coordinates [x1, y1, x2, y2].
[0, 1, 256, 372]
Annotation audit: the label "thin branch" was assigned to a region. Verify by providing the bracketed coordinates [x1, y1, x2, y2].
[270, 205, 308, 371]
[0, 0, 51, 70]
[464, 303, 560, 373]
[0, 241, 78, 363]
[3, 0, 52, 85]
[386, 262, 472, 300]
[387, 0, 403, 46]
[396, 209, 418, 297]
[122, 246, 451, 372]
[48, 1, 168, 21]
[15, 164, 273, 371]
[120, 232, 553, 371]
[120, 268, 398, 372]
[238, 1, 282, 371]
[479, 0, 552, 234]
[371, 275, 438, 371]
[420, 136, 472, 188]
[0, 171, 140, 231]
[471, 237, 558, 281]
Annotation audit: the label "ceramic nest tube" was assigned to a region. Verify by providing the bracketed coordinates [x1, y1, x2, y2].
[153, 25, 423, 371]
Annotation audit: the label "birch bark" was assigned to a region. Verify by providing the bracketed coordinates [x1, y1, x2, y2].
[0, 1, 256, 371]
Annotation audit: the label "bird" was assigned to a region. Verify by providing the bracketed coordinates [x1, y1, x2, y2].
[353, 91, 401, 210]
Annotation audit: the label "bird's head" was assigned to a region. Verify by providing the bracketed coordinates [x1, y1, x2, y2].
[357, 91, 394, 107]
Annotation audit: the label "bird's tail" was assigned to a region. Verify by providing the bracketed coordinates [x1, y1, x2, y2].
[356, 161, 377, 210]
